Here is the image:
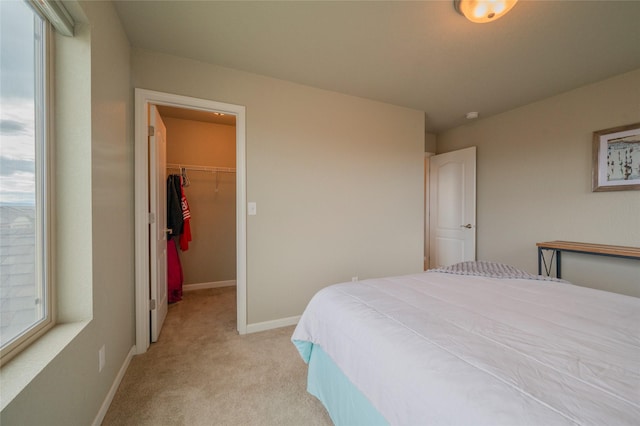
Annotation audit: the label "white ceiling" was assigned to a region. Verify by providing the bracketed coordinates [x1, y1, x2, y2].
[114, 1, 640, 133]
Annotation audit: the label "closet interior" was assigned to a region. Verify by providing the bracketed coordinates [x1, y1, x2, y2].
[158, 105, 237, 308]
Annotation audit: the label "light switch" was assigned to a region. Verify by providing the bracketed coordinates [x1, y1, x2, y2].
[248, 202, 257, 216]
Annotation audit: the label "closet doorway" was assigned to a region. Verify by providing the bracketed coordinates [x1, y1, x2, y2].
[160, 104, 237, 331]
[134, 89, 247, 355]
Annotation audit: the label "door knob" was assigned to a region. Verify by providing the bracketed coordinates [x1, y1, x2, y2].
[460, 224, 472, 229]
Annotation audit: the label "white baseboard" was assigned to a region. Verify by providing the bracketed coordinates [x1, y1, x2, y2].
[246, 315, 300, 334]
[92, 345, 136, 426]
[183, 280, 237, 292]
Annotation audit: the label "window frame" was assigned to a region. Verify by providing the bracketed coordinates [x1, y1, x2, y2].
[0, 6, 55, 364]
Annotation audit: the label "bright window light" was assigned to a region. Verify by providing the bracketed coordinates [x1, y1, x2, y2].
[0, 0, 52, 361]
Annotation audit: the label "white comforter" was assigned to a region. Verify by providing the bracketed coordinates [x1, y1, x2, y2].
[292, 271, 640, 425]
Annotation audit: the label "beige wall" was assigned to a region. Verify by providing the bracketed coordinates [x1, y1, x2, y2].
[132, 49, 426, 323]
[1, 1, 135, 424]
[164, 118, 237, 284]
[437, 69, 640, 297]
[425, 132, 437, 153]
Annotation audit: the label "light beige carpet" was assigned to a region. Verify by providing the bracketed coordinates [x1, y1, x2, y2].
[102, 287, 333, 426]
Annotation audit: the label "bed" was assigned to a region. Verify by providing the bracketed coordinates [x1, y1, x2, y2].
[291, 261, 640, 425]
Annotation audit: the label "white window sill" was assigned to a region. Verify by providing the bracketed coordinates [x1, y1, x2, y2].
[0, 320, 90, 411]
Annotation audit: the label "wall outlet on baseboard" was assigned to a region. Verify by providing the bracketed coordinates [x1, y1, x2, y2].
[351, 276, 358, 282]
[99, 345, 106, 372]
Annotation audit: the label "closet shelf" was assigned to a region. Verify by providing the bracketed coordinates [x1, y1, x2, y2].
[166, 163, 236, 173]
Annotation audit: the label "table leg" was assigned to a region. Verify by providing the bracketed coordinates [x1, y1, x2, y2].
[538, 247, 542, 275]
[556, 250, 561, 279]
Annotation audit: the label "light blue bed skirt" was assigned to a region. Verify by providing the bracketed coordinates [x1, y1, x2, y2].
[297, 341, 388, 426]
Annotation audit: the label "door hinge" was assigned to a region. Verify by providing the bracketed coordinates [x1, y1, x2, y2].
[148, 125, 155, 136]
[149, 299, 156, 310]
[148, 212, 155, 224]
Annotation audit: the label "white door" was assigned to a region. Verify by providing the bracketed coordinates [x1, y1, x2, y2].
[149, 105, 168, 342]
[429, 146, 476, 268]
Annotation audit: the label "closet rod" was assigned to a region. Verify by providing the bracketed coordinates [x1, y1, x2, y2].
[166, 163, 236, 173]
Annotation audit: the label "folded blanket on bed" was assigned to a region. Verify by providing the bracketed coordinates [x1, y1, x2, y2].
[429, 260, 567, 282]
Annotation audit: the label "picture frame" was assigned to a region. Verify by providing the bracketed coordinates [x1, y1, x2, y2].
[592, 122, 640, 192]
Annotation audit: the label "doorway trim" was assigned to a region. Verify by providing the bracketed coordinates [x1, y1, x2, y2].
[134, 88, 247, 354]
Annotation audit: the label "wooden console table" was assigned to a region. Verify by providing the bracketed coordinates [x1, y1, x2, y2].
[536, 241, 640, 278]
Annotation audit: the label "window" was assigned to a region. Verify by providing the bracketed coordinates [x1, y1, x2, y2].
[0, 0, 52, 362]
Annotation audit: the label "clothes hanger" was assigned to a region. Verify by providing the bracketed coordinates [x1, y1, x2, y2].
[181, 166, 190, 187]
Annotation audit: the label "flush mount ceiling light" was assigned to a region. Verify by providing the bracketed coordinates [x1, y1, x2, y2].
[454, 0, 518, 23]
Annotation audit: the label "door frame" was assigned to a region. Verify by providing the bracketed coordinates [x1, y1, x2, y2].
[424, 152, 434, 271]
[134, 88, 247, 354]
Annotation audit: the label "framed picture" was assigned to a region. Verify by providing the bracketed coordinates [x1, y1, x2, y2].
[592, 122, 640, 192]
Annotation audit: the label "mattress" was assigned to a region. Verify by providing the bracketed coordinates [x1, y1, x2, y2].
[292, 269, 640, 425]
[306, 342, 387, 426]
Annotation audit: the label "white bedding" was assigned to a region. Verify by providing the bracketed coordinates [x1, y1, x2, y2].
[292, 271, 640, 425]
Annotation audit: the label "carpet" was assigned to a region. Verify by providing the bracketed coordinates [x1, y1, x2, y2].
[102, 287, 332, 426]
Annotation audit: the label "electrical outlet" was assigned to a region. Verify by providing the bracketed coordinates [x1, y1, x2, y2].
[352, 276, 358, 282]
[98, 345, 105, 372]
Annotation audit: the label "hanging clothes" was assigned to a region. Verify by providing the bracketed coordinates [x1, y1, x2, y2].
[167, 174, 185, 303]
[167, 239, 183, 303]
[166, 175, 183, 238]
[179, 177, 192, 251]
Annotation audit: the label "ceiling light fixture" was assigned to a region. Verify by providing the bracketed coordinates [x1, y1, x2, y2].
[454, 0, 518, 23]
